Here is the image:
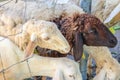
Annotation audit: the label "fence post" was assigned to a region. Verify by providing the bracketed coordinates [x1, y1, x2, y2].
[79, 0, 92, 80]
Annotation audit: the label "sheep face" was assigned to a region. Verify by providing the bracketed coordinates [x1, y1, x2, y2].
[80, 14, 117, 48]
[24, 20, 70, 54]
[62, 66, 82, 80]
[53, 58, 82, 80]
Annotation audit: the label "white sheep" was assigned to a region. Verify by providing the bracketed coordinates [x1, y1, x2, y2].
[0, 18, 70, 57]
[0, 36, 82, 80]
[84, 46, 120, 80]
[0, 0, 84, 21]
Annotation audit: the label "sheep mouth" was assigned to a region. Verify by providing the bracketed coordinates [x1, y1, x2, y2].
[107, 38, 118, 47]
[35, 47, 68, 57]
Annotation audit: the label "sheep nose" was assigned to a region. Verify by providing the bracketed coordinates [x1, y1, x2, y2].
[60, 47, 70, 53]
[65, 47, 70, 52]
[109, 38, 117, 47]
[109, 39, 115, 43]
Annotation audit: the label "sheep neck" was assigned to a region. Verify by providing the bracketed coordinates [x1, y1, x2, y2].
[52, 14, 85, 47]
[0, 25, 29, 50]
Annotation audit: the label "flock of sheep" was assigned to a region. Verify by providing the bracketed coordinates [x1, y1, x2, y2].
[0, 0, 120, 80]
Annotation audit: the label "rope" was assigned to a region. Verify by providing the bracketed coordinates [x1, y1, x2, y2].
[26, 59, 33, 79]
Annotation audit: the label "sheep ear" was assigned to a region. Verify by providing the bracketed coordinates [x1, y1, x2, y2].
[53, 70, 64, 80]
[73, 32, 83, 62]
[25, 41, 36, 57]
[24, 33, 37, 58]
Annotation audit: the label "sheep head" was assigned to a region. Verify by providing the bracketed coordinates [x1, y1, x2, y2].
[76, 14, 117, 48]
[52, 13, 117, 61]
[73, 14, 117, 61]
[23, 19, 70, 54]
[53, 58, 82, 80]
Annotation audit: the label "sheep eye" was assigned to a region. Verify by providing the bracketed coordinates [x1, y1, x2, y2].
[69, 75, 75, 79]
[41, 33, 50, 41]
[69, 75, 73, 77]
[88, 28, 97, 34]
[44, 37, 50, 40]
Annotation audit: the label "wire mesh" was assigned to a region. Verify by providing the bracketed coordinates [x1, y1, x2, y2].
[0, 52, 42, 80]
[0, 0, 46, 80]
